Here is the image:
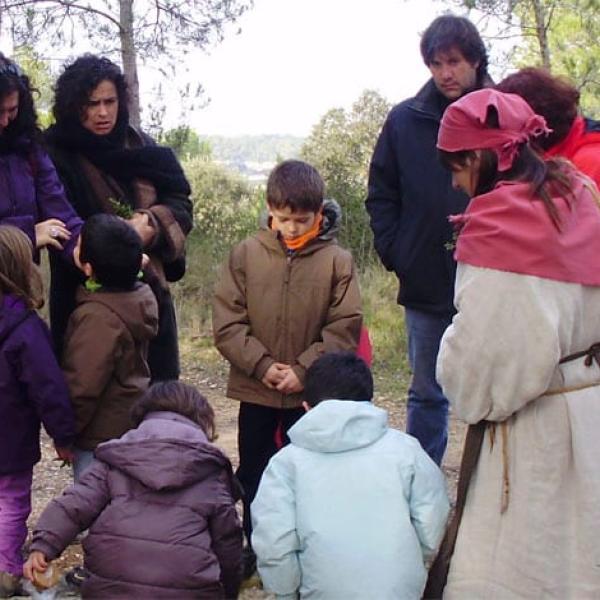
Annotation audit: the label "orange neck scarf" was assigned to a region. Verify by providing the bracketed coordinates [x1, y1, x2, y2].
[273, 212, 323, 251]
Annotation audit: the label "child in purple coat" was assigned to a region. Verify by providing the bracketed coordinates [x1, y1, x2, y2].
[24, 381, 243, 599]
[0, 225, 75, 598]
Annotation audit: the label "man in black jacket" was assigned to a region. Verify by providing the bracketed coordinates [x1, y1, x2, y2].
[366, 15, 491, 465]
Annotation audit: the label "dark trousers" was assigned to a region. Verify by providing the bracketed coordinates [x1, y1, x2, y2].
[147, 287, 180, 381]
[236, 402, 304, 544]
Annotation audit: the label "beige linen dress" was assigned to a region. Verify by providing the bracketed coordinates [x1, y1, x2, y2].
[439, 264, 600, 599]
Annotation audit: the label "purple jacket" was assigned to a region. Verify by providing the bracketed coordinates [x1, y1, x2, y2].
[0, 294, 75, 474]
[31, 412, 243, 599]
[0, 144, 82, 260]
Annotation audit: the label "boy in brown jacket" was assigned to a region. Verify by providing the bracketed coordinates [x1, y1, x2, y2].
[212, 159, 362, 577]
[63, 214, 158, 481]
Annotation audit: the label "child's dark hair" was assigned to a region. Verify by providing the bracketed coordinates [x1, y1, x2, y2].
[131, 381, 216, 441]
[79, 214, 142, 289]
[266, 159, 325, 213]
[304, 352, 373, 407]
[0, 225, 43, 309]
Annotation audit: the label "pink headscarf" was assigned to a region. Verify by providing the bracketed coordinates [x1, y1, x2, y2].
[437, 88, 551, 171]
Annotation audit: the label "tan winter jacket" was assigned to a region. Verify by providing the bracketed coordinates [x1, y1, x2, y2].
[62, 283, 159, 450]
[212, 206, 362, 408]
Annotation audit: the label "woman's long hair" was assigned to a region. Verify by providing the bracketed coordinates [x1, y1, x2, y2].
[0, 225, 43, 309]
[0, 53, 41, 149]
[438, 105, 577, 229]
[52, 54, 129, 127]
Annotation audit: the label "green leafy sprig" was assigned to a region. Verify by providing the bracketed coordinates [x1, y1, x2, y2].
[108, 197, 134, 219]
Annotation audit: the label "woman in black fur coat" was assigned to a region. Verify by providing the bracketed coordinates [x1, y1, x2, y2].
[46, 54, 193, 381]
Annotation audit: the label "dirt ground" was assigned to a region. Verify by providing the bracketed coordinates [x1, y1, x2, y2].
[27, 348, 465, 599]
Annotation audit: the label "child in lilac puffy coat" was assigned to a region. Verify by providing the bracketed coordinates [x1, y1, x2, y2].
[25, 382, 243, 599]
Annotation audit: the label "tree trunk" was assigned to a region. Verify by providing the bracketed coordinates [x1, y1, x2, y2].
[531, 0, 552, 69]
[119, 0, 140, 128]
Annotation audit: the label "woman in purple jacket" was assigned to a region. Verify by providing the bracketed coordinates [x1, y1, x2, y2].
[0, 225, 75, 598]
[24, 381, 243, 599]
[0, 53, 81, 260]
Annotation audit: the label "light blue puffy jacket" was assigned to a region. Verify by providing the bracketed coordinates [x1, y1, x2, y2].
[251, 400, 450, 600]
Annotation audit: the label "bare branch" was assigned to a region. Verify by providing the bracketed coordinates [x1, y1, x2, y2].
[1, 0, 122, 29]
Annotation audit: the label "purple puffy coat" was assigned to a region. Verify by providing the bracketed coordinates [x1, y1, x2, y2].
[31, 412, 243, 599]
[0, 144, 82, 260]
[0, 294, 75, 474]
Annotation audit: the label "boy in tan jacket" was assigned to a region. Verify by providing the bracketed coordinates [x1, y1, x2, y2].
[213, 159, 362, 578]
[62, 214, 158, 482]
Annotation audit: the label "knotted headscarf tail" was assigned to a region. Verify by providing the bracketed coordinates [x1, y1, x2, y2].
[437, 88, 551, 171]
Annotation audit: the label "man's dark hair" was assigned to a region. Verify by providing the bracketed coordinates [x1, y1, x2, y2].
[304, 352, 373, 407]
[0, 53, 41, 147]
[420, 15, 489, 82]
[496, 67, 580, 151]
[52, 54, 129, 125]
[266, 159, 324, 213]
[79, 214, 142, 289]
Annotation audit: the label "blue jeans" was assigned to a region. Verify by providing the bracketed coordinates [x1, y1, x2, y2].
[404, 308, 452, 466]
[72, 448, 96, 483]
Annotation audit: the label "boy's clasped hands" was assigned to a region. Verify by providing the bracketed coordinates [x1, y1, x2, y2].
[261, 362, 303, 394]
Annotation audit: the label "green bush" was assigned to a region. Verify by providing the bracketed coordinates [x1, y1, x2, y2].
[359, 263, 409, 395]
[301, 90, 391, 267]
[172, 157, 265, 335]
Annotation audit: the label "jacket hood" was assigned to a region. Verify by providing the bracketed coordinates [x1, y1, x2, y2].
[95, 412, 231, 490]
[547, 116, 600, 159]
[319, 198, 342, 240]
[289, 400, 388, 453]
[75, 282, 158, 342]
[257, 198, 342, 253]
[259, 198, 341, 236]
[0, 294, 28, 338]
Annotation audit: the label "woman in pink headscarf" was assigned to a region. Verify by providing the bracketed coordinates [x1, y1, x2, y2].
[425, 88, 600, 599]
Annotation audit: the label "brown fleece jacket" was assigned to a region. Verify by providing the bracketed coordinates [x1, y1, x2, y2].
[212, 207, 362, 409]
[62, 282, 159, 450]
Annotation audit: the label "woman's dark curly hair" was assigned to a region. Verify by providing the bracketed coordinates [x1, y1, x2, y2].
[52, 54, 129, 125]
[496, 67, 580, 151]
[0, 53, 40, 145]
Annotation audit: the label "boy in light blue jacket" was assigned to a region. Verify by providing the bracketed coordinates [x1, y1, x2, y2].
[251, 352, 450, 600]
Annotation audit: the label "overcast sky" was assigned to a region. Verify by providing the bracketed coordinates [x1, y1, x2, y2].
[2, 0, 509, 138]
[151, 0, 451, 137]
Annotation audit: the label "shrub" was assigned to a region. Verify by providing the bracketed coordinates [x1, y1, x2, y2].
[173, 157, 264, 334]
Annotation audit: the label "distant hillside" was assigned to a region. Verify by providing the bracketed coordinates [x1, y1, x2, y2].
[204, 134, 304, 165]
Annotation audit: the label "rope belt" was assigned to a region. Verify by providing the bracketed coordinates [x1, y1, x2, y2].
[559, 342, 600, 367]
[544, 342, 600, 396]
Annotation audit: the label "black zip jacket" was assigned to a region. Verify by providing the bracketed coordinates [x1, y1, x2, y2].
[366, 79, 472, 315]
